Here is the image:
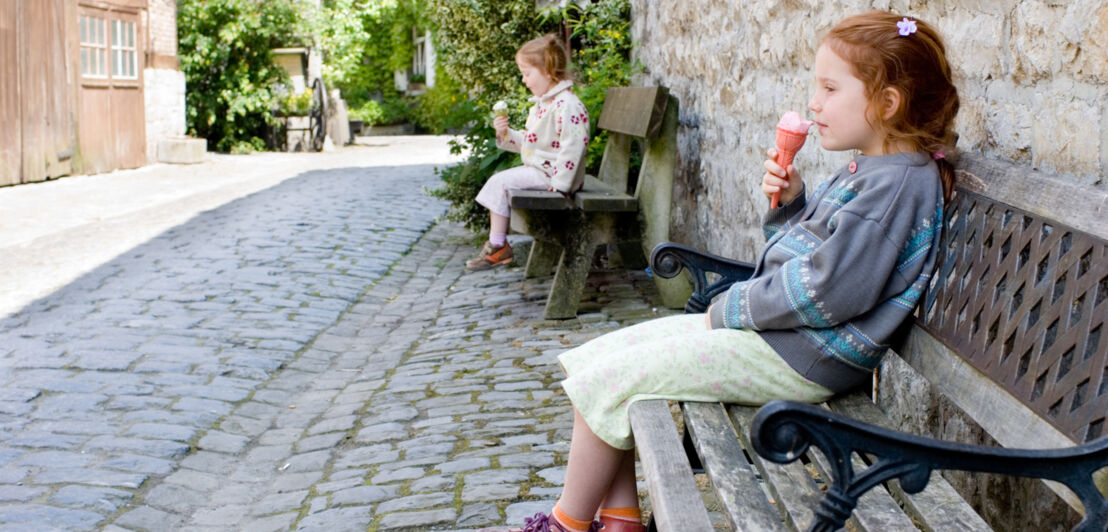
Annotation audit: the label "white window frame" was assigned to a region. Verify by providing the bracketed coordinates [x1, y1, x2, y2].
[79, 15, 108, 79]
[111, 20, 137, 80]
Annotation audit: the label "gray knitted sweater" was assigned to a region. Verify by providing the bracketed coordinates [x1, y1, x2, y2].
[709, 151, 944, 393]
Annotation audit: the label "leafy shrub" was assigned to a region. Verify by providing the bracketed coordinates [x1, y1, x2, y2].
[278, 89, 314, 116]
[178, 0, 303, 152]
[426, 0, 635, 233]
[349, 97, 414, 126]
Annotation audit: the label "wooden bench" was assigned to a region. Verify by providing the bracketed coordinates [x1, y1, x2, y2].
[508, 86, 690, 319]
[630, 153, 1108, 531]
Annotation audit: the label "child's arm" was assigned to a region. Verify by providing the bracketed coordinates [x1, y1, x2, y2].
[495, 116, 524, 154]
[548, 101, 590, 193]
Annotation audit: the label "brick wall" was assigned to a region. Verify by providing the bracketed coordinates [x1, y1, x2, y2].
[145, 0, 177, 68]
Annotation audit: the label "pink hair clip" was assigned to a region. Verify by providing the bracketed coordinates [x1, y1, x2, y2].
[897, 18, 918, 36]
[932, 148, 946, 160]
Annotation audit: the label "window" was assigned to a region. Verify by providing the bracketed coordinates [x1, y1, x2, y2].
[111, 20, 137, 79]
[80, 13, 138, 81]
[80, 15, 107, 78]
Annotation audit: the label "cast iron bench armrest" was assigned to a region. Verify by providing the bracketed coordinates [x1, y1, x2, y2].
[750, 400, 1108, 532]
[649, 242, 755, 313]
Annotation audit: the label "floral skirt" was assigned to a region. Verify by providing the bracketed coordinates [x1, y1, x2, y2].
[558, 313, 833, 450]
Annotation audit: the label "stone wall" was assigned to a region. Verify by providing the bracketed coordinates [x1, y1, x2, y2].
[629, 2, 1104, 529]
[630, 0, 1107, 261]
[143, 0, 186, 162]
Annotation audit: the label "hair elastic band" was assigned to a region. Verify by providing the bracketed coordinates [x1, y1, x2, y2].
[897, 18, 918, 36]
[932, 149, 946, 160]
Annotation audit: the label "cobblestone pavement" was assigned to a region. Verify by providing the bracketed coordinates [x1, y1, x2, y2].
[0, 141, 707, 531]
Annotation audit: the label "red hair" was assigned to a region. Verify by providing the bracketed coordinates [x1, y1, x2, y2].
[517, 34, 571, 82]
[824, 11, 960, 202]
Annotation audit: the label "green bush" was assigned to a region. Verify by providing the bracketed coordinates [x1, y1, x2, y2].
[278, 89, 314, 116]
[426, 0, 635, 233]
[349, 97, 414, 126]
[178, 0, 304, 152]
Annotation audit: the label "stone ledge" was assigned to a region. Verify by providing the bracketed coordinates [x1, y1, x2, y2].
[157, 137, 206, 164]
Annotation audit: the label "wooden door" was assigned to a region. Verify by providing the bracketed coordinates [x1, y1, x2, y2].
[0, 0, 75, 186]
[21, 0, 75, 183]
[78, 3, 145, 174]
[0, 1, 19, 186]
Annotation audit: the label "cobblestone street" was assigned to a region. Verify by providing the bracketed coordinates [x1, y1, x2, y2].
[0, 138, 682, 531]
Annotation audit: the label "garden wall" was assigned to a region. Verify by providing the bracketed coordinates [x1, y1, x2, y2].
[630, 0, 1106, 259]
[630, 1, 1106, 529]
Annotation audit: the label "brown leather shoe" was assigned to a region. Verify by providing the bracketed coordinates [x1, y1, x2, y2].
[465, 241, 513, 271]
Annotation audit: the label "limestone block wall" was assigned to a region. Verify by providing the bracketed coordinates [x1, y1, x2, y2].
[144, 68, 187, 162]
[630, 2, 1105, 529]
[630, 0, 1107, 261]
[143, 0, 186, 162]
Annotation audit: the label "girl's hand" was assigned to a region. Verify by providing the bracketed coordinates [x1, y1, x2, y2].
[493, 115, 509, 141]
[762, 148, 803, 206]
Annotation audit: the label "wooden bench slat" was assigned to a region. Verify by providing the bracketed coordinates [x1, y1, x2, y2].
[508, 189, 576, 210]
[827, 393, 994, 532]
[509, 177, 636, 212]
[628, 400, 715, 532]
[681, 402, 784, 531]
[573, 190, 638, 212]
[596, 87, 669, 138]
[728, 405, 821, 531]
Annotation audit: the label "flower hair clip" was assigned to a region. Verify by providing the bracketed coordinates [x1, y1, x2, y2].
[897, 17, 918, 36]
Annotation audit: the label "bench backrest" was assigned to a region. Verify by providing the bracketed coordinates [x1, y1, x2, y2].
[894, 153, 1108, 507]
[594, 86, 672, 198]
[594, 86, 691, 307]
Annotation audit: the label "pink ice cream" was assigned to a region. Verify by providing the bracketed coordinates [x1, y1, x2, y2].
[772, 111, 814, 209]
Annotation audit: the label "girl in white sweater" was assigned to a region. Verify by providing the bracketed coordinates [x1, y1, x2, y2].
[466, 34, 590, 271]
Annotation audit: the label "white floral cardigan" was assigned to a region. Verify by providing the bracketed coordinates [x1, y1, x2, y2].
[496, 80, 590, 194]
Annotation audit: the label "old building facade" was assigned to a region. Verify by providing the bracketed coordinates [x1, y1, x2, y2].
[0, 0, 185, 186]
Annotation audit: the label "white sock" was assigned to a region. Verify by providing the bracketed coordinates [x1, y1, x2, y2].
[489, 232, 507, 247]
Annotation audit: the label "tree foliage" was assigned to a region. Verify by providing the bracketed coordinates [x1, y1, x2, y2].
[178, 0, 303, 153]
[426, 0, 635, 233]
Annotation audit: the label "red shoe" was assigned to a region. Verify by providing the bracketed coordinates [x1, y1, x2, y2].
[465, 241, 514, 271]
[598, 516, 646, 532]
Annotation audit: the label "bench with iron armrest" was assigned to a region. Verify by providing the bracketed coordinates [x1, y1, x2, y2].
[630, 153, 1108, 531]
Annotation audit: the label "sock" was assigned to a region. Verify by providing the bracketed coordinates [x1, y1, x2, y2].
[489, 231, 507, 247]
[552, 503, 592, 532]
[599, 507, 641, 524]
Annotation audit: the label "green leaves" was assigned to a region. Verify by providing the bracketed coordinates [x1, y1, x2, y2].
[425, 0, 634, 233]
[178, 0, 303, 152]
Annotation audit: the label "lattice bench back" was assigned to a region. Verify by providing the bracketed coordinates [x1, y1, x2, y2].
[919, 186, 1108, 443]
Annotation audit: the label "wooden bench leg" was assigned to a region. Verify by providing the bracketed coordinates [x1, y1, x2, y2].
[543, 230, 596, 319]
[525, 239, 561, 279]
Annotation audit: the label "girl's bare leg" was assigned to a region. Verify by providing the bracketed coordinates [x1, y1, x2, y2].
[490, 211, 509, 241]
[599, 450, 638, 509]
[557, 408, 633, 521]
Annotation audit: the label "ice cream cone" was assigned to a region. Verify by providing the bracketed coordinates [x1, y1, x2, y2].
[771, 112, 814, 208]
